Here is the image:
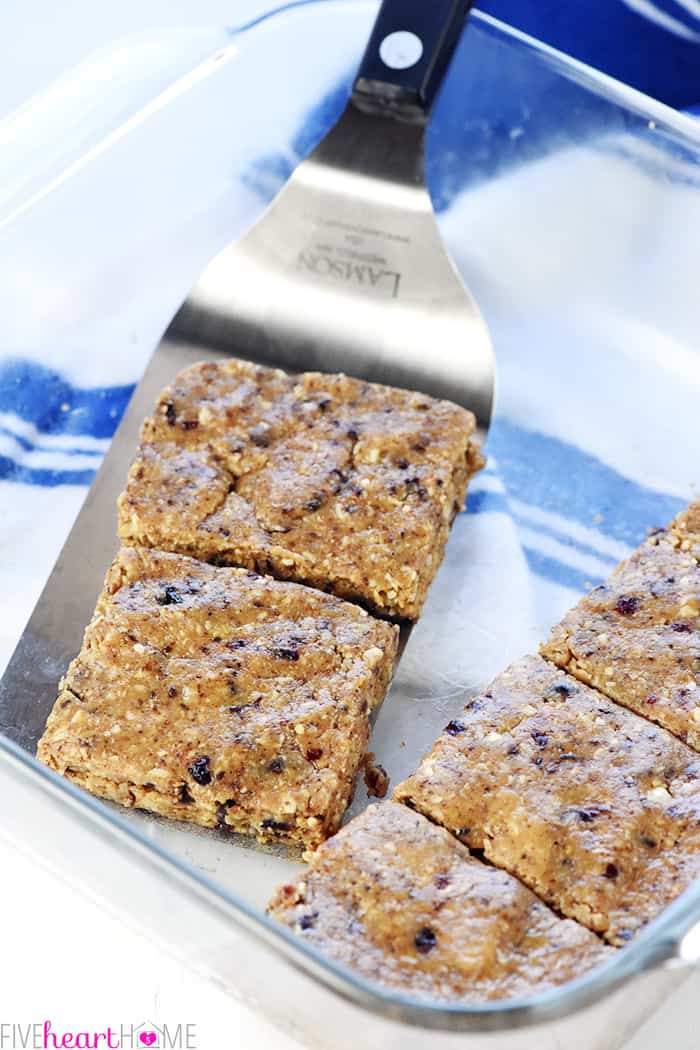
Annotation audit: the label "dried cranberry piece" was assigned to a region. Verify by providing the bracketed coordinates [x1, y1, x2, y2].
[188, 756, 212, 785]
[414, 926, 437, 954]
[547, 682, 574, 698]
[216, 799, 236, 826]
[229, 699, 261, 716]
[603, 863, 619, 879]
[405, 476, 428, 499]
[156, 585, 183, 606]
[275, 647, 300, 661]
[261, 818, 291, 833]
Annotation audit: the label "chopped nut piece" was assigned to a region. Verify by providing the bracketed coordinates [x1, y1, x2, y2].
[363, 754, 389, 798]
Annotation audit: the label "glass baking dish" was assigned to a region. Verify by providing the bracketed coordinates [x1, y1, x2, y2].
[1, 2, 700, 1046]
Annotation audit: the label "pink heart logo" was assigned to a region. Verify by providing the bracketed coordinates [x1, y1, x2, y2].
[139, 1035, 157, 1048]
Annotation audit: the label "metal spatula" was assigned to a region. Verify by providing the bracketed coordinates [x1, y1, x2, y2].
[0, 0, 494, 750]
[165, 0, 494, 438]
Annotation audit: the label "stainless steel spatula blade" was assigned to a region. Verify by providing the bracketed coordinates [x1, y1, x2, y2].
[167, 0, 494, 437]
[0, 0, 494, 750]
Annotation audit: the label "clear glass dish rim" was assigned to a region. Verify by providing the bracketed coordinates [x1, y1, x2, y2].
[228, 1, 700, 147]
[3, 0, 700, 1033]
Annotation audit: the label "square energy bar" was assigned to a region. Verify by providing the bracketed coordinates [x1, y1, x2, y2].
[268, 802, 611, 1002]
[542, 500, 700, 750]
[117, 359, 483, 620]
[37, 547, 398, 848]
[395, 654, 700, 945]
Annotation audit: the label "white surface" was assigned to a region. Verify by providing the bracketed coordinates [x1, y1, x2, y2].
[1, 3, 699, 1047]
[0, 829, 304, 1050]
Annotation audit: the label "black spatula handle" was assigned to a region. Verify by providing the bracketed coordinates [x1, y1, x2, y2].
[352, 0, 475, 118]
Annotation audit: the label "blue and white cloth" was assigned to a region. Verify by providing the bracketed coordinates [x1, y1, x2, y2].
[1, 0, 698, 679]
